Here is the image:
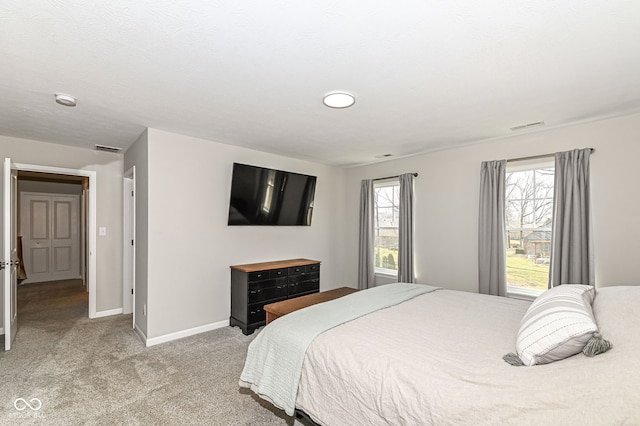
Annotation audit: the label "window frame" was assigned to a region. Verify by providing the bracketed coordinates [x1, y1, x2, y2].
[505, 158, 554, 299]
[373, 178, 400, 277]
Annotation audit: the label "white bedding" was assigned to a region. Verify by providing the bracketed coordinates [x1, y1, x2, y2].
[296, 286, 640, 425]
[239, 283, 438, 415]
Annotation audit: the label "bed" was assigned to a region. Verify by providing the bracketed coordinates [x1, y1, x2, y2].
[240, 284, 640, 425]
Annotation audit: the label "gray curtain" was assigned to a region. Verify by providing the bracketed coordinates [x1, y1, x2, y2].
[398, 173, 415, 283]
[358, 179, 375, 289]
[478, 160, 507, 296]
[549, 148, 593, 287]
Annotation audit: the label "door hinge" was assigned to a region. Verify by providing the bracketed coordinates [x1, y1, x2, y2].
[131, 240, 134, 246]
[131, 190, 134, 197]
[131, 289, 134, 295]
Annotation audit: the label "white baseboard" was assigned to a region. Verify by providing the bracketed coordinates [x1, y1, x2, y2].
[94, 307, 123, 318]
[133, 324, 147, 345]
[145, 319, 230, 347]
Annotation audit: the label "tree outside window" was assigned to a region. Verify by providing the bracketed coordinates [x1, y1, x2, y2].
[373, 180, 399, 274]
[505, 165, 554, 293]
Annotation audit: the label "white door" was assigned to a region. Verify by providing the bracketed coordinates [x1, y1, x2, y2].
[123, 168, 135, 325]
[20, 193, 80, 283]
[3, 158, 18, 350]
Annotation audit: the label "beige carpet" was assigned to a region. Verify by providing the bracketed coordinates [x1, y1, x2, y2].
[0, 280, 310, 425]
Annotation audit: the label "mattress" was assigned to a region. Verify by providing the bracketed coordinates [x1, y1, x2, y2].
[295, 286, 640, 425]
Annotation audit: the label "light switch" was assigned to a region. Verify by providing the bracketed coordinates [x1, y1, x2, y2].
[99, 227, 107, 236]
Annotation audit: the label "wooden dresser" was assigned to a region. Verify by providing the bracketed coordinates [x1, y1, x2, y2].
[230, 258, 320, 335]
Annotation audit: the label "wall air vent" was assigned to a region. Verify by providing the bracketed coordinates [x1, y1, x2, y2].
[95, 144, 122, 153]
[510, 121, 545, 131]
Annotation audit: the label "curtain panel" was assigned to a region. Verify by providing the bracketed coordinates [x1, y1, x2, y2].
[358, 179, 375, 289]
[549, 148, 594, 287]
[398, 173, 415, 283]
[478, 160, 507, 296]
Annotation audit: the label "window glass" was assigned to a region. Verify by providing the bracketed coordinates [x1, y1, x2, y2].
[505, 164, 554, 294]
[374, 180, 400, 275]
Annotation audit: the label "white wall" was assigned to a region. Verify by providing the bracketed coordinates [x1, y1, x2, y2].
[342, 112, 640, 292]
[131, 128, 346, 340]
[0, 135, 125, 323]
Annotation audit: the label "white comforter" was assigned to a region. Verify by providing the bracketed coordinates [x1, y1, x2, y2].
[296, 286, 640, 426]
[240, 283, 438, 415]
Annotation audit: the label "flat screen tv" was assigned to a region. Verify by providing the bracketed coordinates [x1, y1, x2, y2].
[227, 163, 317, 226]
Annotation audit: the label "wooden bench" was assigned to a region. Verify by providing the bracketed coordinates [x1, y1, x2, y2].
[263, 287, 358, 324]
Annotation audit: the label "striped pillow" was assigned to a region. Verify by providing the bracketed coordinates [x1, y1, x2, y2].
[516, 284, 597, 366]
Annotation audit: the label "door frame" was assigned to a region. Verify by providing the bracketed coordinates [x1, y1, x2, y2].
[15, 163, 97, 318]
[123, 166, 135, 326]
[3, 158, 18, 350]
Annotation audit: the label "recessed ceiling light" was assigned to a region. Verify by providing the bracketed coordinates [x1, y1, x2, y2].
[55, 93, 77, 107]
[323, 92, 355, 109]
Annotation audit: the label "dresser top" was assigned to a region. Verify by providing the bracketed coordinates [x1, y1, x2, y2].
[230, 258, 321, 273]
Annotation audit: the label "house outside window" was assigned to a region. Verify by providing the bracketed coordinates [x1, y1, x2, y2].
[505, 161, 554, 296]
[374, 179, 400, 275]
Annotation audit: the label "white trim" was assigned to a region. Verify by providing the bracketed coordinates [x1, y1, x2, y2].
[507, 285, 543, 302]
[94, 307, 123, 318]
[133, 324, 147, 345]
[145, 320, 230, 347]
[123, 167, 135, 324]
[15, 163, 97, 318]
[374, 269, 397, 278]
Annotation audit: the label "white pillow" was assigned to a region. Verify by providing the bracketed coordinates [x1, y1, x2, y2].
[515, 284, 597, 366]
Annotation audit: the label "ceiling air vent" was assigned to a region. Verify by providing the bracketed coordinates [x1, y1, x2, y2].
[95, 144, 122, 153]
[510, 121, 545, 131]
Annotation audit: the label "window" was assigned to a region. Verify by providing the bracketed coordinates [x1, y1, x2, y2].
[505, 162, 554, 295]
[373, 179, 400, 275]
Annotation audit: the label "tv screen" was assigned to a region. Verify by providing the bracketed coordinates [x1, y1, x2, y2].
[227, 163, 316, 226]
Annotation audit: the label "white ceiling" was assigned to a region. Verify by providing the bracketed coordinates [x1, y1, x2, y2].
[2, 1, 640, 167]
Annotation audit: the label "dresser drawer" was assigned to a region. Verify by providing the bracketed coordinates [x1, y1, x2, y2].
[289, 279, 319, 297]
[248, 271, 269, 281]
[248, 303, 266, 324]
[249, 283, 288, 303]
[289, 272, 319, 284]
[269, 268, 288, 279]
[305, 263, 320, 273]
[288, 265, 305, 275]
[249, 277, 287, 292]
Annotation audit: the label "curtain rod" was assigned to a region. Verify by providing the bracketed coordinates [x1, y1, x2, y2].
[373, 172, 418, 181]
[506, 148, 595, 163]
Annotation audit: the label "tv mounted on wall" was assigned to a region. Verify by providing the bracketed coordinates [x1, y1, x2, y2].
[227, 163, 317, 226]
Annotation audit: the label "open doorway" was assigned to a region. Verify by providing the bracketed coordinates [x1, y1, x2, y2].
[17, 171, 88, 320]
[18, 172, 87, 284]
[15, 163, 97, 319]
